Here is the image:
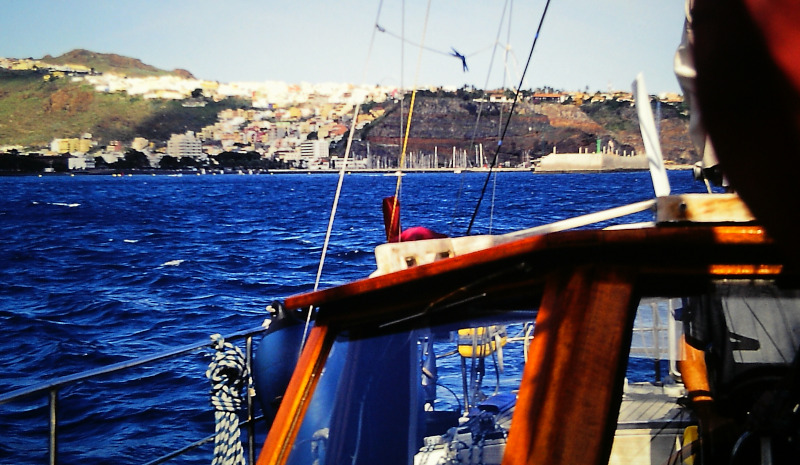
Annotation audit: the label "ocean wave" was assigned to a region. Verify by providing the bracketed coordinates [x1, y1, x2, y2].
[29, 201, 81, 208]
[0, 171, 712, 464]
[331, 248, 371, 259]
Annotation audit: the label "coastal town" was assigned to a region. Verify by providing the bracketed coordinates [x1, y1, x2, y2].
[0, 55, 687, 173]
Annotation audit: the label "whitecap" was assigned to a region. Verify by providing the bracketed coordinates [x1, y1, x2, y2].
[123, 239, 139, 244]
[51, 202, 81, 208]
[161, 259, 185, 267]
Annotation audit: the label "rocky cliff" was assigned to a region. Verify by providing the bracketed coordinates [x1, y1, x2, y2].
[353, 94, 695, 167]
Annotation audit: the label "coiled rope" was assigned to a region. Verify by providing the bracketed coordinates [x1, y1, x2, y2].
[206, 334, 248, 465]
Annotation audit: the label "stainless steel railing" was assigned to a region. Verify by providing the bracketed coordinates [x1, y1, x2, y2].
[0, 325, 269, 465]
[629, 298, 683, 382]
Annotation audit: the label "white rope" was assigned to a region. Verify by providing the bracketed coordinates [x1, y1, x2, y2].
[206, 334, 248, 465]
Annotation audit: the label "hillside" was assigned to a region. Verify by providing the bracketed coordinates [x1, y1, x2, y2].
[350, 93, 695, 166]
[40, 49, 194, 79]
[0, 69, 245, 147]
[1, 48, 694, 163]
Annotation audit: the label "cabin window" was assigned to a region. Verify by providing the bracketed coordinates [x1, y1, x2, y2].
[279, 297, 703, 465]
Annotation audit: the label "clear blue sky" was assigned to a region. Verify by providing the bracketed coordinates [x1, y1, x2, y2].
[1, 0, 685, 94]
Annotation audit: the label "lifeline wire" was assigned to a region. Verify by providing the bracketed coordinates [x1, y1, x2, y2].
[466, 0, 552, 235]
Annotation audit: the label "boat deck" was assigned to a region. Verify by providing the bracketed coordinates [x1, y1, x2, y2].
[611, 382, 695, 465]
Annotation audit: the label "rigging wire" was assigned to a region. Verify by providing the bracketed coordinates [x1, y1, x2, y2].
[449, 0, 512, 235]
[376, 23, 495, 58]
[300, 0, 385, 352]
[400, 0, 405, 172]
[468, 0, 513, 149]
[376, 24, 450, 57]
[389, 0, 434, 238]
[489, 170, 498, 233]
[503, 0, 513, 92]
[466, 0, 553, 236]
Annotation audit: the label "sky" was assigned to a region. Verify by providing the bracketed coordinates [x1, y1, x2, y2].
[1, 0, 686, 94]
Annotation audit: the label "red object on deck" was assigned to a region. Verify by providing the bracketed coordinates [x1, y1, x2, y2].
[382, 196, 401, 242]
[382, 196, 447, 243]
[399, 226, 448, 242]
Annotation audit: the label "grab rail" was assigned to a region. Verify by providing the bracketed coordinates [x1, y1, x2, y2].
[0, 325, 270, 465]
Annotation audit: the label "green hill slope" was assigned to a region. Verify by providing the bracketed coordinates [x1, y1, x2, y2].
[0, 69, 244, 147]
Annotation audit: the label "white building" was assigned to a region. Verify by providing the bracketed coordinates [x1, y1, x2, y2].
[298, 139, 330, 169]
[166, 131, 204, 160]
[299, 139, 329, 159]
[131, 137, 150, 151]
[68, 153, 96, 170]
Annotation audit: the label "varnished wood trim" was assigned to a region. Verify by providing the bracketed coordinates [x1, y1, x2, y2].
[503, 266, 638, 465]
[284, 226, 777, 319]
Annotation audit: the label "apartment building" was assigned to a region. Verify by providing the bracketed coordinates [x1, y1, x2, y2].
[166, 131, 204, 160]
[299, 139, 330, 160]
[50, 138, 93, 154]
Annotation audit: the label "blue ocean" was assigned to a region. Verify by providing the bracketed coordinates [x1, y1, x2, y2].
[0, 171, 709, 464]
